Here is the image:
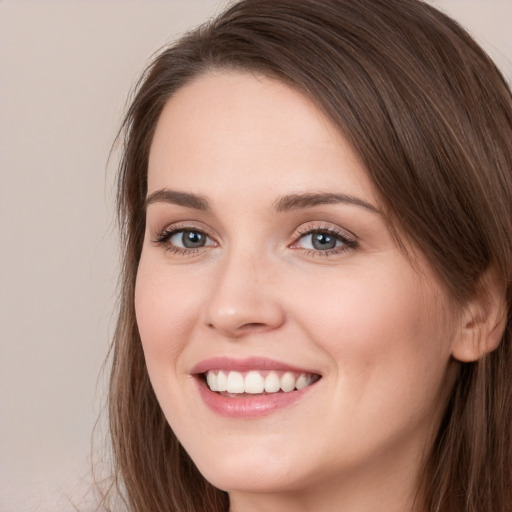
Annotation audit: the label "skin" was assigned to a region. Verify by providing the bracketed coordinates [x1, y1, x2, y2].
[135, 70, 464, 512]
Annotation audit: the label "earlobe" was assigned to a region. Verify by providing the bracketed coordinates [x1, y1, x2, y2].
[451, 267, 507, 363]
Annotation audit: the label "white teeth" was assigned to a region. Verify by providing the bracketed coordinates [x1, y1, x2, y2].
[217, 370, 228, 392]
[264, 371, 281, 393]
[205, 369, 316, 394]
[280, 372, 295, 392]
[245, 371, 265, 394]
[206, 371, 218, 392]
[295, 373, 311, 390]
[226, 371, 245, 393]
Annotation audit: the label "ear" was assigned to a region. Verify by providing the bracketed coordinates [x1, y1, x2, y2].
[451, 266, 507, 363]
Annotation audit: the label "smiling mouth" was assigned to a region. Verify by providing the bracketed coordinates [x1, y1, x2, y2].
[202, 369, 321, 396]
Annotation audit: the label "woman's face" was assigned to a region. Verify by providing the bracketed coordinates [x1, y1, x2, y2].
[136, 71, 461, 507]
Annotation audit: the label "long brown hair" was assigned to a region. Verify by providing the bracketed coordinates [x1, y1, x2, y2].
[106, 1, 512, 510]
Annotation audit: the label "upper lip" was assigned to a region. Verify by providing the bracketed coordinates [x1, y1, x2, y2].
[191, 356, 320, 376]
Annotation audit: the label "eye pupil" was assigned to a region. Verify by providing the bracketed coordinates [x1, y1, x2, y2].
[182, 231, 205, 248]
[312, 232, 336, 250]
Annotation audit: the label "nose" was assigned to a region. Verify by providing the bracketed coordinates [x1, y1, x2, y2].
[203, 250, 286, 338]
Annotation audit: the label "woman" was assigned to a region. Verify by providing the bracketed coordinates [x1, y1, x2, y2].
[106, 0, 512, 511]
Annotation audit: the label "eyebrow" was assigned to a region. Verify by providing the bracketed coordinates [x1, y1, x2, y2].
[274, 192, 380, 214]
[144, 189, 210, 211]
[144, 188, 379, 214]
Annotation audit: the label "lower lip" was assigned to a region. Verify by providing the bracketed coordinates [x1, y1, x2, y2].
[195, 377, 317, 418]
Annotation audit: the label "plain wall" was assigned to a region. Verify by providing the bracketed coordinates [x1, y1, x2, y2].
[0, 1, 510, 511]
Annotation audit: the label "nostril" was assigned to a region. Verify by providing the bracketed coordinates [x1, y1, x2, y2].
[239, 322, 270, 331]
[204, 299, 286, 335]
[207, 321, 272, 334]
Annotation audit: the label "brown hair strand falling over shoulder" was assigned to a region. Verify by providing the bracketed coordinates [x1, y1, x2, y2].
[107, 1, 512, 511]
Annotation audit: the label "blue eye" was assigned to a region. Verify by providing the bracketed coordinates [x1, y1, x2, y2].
[304, 232, 339, 250]
[153, 228, 216, 252]
[170, 230, 210, 249]
[294, 228, 357, 254]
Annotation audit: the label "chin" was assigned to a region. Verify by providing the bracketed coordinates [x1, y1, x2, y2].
[200, 463, 303, 495]
[186, 439, 307, 494]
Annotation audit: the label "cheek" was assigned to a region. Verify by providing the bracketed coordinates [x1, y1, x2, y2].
[293, 262, 453, 398]
[133, 257, 209, 436]
[289, 268, 455, 462]
[295, 266, 430, 346]
[134, 258, 200, 368]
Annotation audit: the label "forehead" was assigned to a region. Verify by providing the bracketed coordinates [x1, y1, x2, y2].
[147, 70, 378, 207]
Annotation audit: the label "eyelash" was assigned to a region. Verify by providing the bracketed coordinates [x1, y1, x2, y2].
[151, 224, 358, 257]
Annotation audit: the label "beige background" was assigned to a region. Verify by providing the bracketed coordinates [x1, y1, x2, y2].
[0, 1, 510, 511]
